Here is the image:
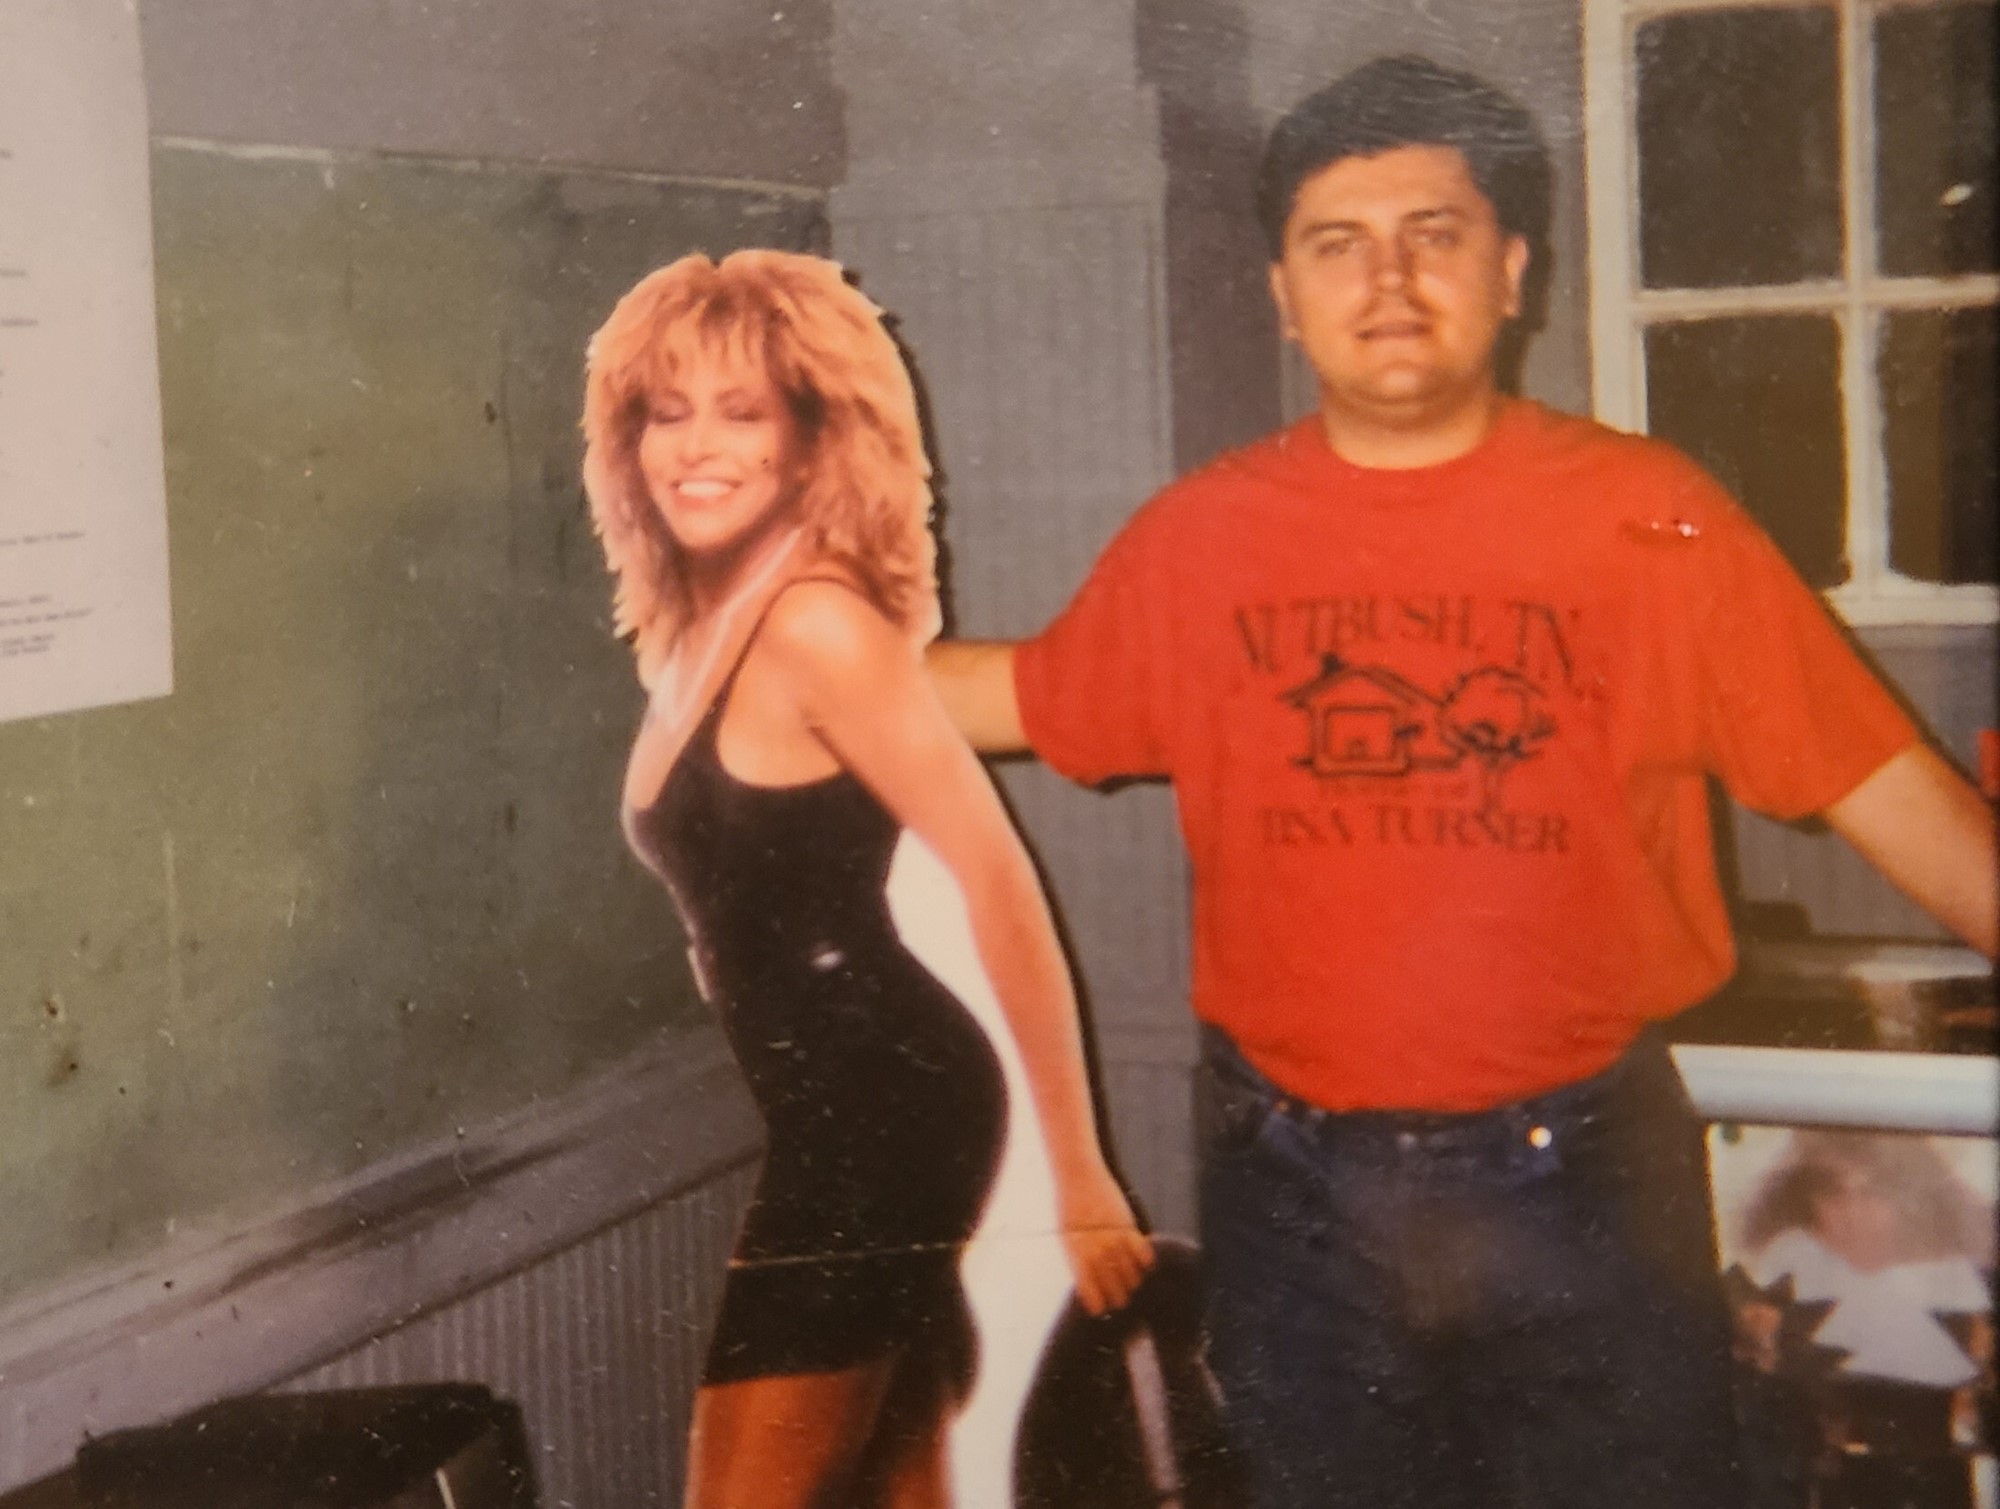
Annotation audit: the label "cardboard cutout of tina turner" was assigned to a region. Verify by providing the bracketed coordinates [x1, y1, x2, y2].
[581, 250, 1230, 1509]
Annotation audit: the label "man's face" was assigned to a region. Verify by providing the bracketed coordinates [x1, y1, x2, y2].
[1269, 144, 1528, 426]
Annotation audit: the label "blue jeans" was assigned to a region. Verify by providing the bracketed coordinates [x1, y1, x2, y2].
[1197, 1028, 1744, 1509]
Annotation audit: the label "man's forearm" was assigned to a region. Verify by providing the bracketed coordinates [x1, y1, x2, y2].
[1823, 743, 1998, 958]
[925, 639, 1030, 755]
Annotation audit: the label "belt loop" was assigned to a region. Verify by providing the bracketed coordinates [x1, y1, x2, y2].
[1275, 1095, 1325, 1134]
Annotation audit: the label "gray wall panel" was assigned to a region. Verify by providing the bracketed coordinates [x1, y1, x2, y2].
[1103, 1037, 1200, 1238]
[832, 8, 1197, 1234]
[139, 0, 845, 187]
[1731, 625, 1997, 938]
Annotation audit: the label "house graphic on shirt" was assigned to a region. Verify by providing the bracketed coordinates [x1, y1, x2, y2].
[1281, 655, 1557, 810]
[1281, 656, 1458, 778]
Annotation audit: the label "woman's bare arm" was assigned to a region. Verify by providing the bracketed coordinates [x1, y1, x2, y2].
[762, 585, 1151, 1313]
[1822, 744, 1998, 958]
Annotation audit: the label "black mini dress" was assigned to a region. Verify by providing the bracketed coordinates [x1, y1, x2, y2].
[625, 623, 1007, 1389]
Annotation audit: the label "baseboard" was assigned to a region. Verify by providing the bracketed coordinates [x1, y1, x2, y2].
[0, 1028, 761, 1490]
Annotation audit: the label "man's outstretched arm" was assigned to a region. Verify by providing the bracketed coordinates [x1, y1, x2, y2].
[925, 639, 1030, 754]
[1822, 744, 1998, 958]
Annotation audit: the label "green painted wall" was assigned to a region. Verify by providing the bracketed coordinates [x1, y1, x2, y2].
[0, 144, 824, 1305]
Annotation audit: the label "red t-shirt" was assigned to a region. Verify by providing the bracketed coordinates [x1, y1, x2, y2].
[1015, 400, 1917, 1112]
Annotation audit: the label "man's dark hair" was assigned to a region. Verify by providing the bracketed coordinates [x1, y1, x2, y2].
[1256, 55, 1552, 260]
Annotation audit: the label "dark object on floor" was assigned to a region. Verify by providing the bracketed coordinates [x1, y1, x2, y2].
[1014, 1237, 1244, 1508]
[70, 1384, 536, 1509]
[0, 1469, 87, 1509]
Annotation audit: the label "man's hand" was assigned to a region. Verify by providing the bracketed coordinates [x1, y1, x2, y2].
[924, 639, 1029, 754]
[1823, 744, 1998, 958]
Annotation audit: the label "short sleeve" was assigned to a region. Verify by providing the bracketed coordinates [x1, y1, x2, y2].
[1686, 475, 1919, 819]
[1014, 499, 1180, 786]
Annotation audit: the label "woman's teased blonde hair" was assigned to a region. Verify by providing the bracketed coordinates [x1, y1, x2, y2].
[582, 250, 940, 683]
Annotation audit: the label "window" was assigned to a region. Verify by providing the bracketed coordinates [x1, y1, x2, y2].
[1585, 0, 1997, 625]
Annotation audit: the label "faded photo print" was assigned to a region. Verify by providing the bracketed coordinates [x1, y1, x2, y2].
[0, 4, 1992, 1509]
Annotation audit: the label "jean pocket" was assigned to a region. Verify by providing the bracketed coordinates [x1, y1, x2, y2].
[1195, 1059, 1277, 1159]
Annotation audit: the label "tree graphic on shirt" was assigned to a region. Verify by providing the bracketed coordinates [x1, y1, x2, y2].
[1437, 667, 1556, 815]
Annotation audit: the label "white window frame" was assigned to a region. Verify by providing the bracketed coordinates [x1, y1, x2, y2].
[1584, 0, 2000, 627]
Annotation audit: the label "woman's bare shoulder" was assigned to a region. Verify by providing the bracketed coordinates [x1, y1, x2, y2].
[757, 572, 910, 686]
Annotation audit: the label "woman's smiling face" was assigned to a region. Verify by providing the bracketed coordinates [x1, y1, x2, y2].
[638, 355, 804, 561]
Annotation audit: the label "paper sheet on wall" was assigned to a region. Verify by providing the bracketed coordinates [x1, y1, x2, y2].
[0, 0, 171, 723]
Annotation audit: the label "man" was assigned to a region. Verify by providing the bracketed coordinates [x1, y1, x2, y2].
[929, 54, 1998, 1509]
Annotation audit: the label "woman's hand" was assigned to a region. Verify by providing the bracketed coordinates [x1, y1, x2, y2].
[1058, 1160, 1156, 1315]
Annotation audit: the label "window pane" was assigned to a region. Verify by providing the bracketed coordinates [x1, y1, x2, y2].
[1645, 315, 1849, 586]
[1875, 4, 1998, 277]
[1881, 306, 1998, 584]
[1635, 7, 1842, 289]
